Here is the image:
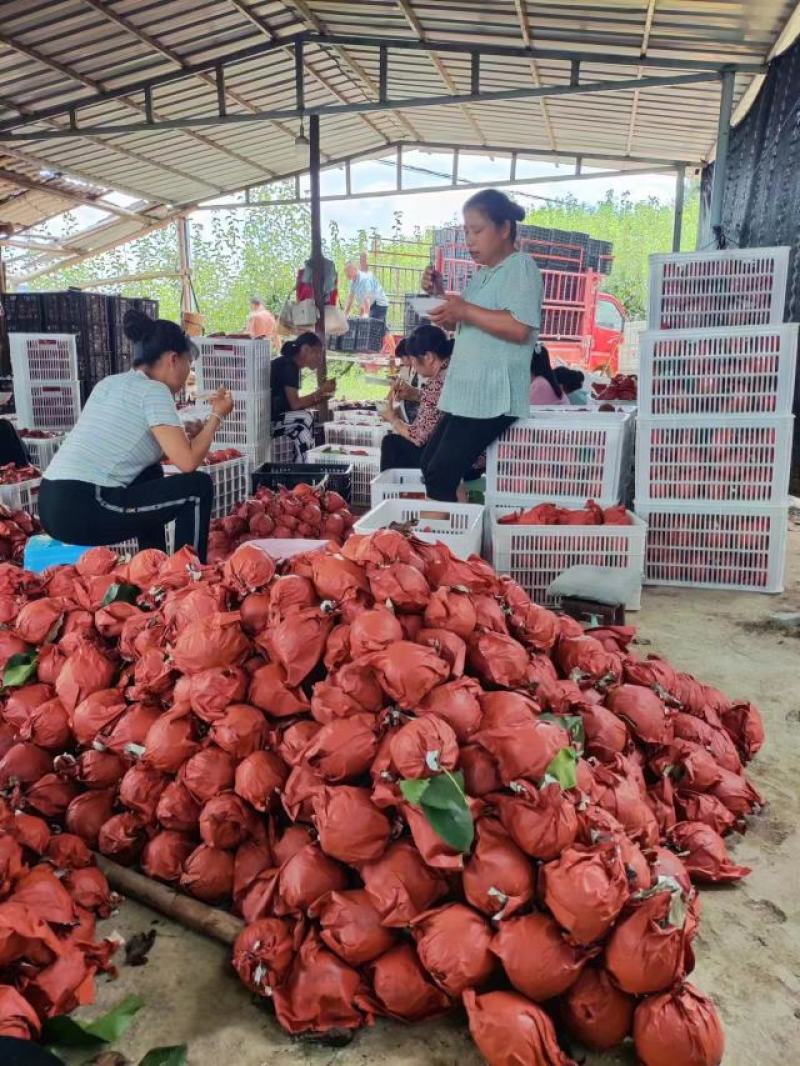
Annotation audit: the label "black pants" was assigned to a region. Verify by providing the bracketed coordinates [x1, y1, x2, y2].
[380, 432, 424, 472]
[38, 464, 213, 562]
[369, 304, 388, 324]
[421, 413, 515, 502]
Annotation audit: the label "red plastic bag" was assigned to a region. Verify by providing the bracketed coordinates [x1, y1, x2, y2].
[62, 866, 112, 916]
[315, 888, 395, 966]
[492, 911, 593, 1001]
[172, 612, 250, 675]
[101, 702, 162, 756]
[4, 682, 56, 732]
[188, 666, 248, 723]
[605, 684, 674, 745]
[44, 833, 91, 871]
[508, 601, 560, 653]
[71, 750, 124, 791]
[494, 781, 579, 861]
[143, 706, 200, 773]
[18, 697, 71, 751]
[304, 714, 379, 782]
[97, 812, 146, 865]
[468, 631, 530, 688]
[200, 792, 255, 850]
[142, 830, 195, 883]
[460, 744, 502, 797]
[232, 917, 295, 995]
[672, 714, 742, 774]
[76, 545, 119, 577]
[23, 772, 79, 818]
[561, 965, 635, 1051]
[235, 750, 289, 812]
[669, 821, 751, 883]
[14, 597, 64, 644]
[606, 886, 699, 995]
[277, 843, 347, 915]
[368, 942, 451, 1021]
[389, 715, 459, 779]
[557, 636, 622, 687]
[416, 626, 466, 678]
[581, 701, 629, 761]
[248, 662, 309, 718]
[412, 903, 495, 996]
[209, 703, 269, 760]
[633, 983, 724, 1066]
[71, 689, 127, 747]
[310, 552, 369, 602]
[37, 643, 66, 686]
[12, 865, 76, 926]
[156, 779, 201, 833]
[261, 606, 333, 687]
[709, 766, 762, 817]
[462, 817, 536, 919]
[314, 786, 390, 864]
[94, 600, 142, 641]
[464, 989, 576, 1066]
[179, 746, 237, 804]
[12, 814, 50, 856]
[118, 763, 169, 821]
[223, 543, 276, 595]
[0, 983, 42, 1039]
[65, 789, 115, 847]
[720, 700, 764, 762]
[418, 676, 483, 742]
[55, 644, 116, 712]
[0, 743, 52, 788]
[361, 840, 448, 927]
[181, 844, 234, 903]
[367, 562, 430, 612]
[674, 792, 736, 836]
[474, 692, 569, 784]
[591, 764, 660, 847]
[423, 586, 477, 638]
[239, 592, 272, 636]
[367, 642, 449, 709]
[541, 843, 630, 945]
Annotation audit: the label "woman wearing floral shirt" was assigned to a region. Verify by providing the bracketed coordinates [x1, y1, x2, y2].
[379, 325, 452, 471]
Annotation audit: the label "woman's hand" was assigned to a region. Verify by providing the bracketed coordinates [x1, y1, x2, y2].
[393, 379, 416, 401]
[421, 266, 434, 295]
[378, 402, 394, 424]
[429, 294, 469, 330]
[319, 378, 336, 397]
[210, 388, 234, 418]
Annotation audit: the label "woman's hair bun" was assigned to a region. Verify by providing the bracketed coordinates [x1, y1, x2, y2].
[123, 308, 156, 343]
[510, 201, 526, 222]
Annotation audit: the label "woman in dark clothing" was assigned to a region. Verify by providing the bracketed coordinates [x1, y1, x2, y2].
[0, 419, 31, 466]
[270, 333, 335, 461]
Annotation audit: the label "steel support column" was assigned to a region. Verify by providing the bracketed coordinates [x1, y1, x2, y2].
[709, 69, 735, 248]
[309, 113, 327, 413]
[672, 165, 686, 252]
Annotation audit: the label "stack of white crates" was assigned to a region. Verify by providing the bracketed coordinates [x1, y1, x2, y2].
[10, 334, 82, 433]
[636, 247, 796, 593]
[195, 337, 271, 469]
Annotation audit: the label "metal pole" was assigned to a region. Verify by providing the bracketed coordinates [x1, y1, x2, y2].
[672, 165, 686, 252]
[177, 216, 194, 316]
[709, 69, 735, 248]
[309, 113, 328, 414]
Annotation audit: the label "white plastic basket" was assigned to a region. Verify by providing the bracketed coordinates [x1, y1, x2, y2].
[486, 411, 631, 507]
[14, 381, 82, 432]
[195, 338, 271, 394]
[635, 502, 787, 593]
[332, 408, 382, 424]
[164, 456, 250, 520]
[307, 446, 381, 510]
[648, 247, 789, 331]
[355, 499, 484, 559]
[370, 468, 427, 508]
[638, 324, 798, 417]
[10, 334, 79, 383]
[19, 432, 64, 470]
[205, 390, 270, 451]
[324, 422, 388, 448]
[635, 415, 793, 505]
[489, 505, 647, 610]
[0, 476, 42, 518]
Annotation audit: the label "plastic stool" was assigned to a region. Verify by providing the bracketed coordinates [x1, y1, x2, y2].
[23, 534, 93, 574]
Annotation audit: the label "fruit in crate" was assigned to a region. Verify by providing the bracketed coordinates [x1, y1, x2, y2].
[497, 501, 632, 526]
[0, 463, 40, 484]
[205, 449, 243, 465]
[17, 429, 56, 440]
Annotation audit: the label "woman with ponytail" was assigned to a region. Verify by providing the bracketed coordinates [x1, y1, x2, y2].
[379, 324, 452, 471]
[270, 332, 335, 461]
[38, 310, 233, 561]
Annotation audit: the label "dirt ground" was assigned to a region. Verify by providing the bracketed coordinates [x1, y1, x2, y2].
[61, 526, 800, 1066]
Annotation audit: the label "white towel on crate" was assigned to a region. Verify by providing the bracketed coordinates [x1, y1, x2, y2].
[547, 566, 641, 607]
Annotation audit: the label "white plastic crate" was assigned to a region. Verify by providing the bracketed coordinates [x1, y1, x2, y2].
[10, 333, 78, 384]
[14, 381, 81, 433]
[164, 456, 250, 520]
[635, 416, 793, 505]
[370, 468, 427, 508]
[486, 411, 631, 507]
[324, 421, 388, 448]
[489, 505, 647, 610]
[333, 408, 382, 424]
[19, 432, 64, 470]
[195, 337, 271, 393]
[206, 391, 270, 451]
[355, 499, 484, 559]
[636, 502, 787, 593]
[638, 324, 798, 417]
[307, 445, 381, 510]
[0, 476, 42, 518]
[648, 247, 789, 331]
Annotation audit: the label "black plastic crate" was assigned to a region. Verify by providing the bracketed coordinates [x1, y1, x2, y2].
[252, 462, 352, 502]
[2, 293, 43, 332]
[40, 290, 112, 383]
[108, 295, 159, 373]
[335, 316, 386, 354]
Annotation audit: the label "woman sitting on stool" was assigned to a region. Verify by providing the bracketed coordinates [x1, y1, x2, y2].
[271, 333, 336, 462]
[38, 310, 232, 563]
[379, 324, 452, 471]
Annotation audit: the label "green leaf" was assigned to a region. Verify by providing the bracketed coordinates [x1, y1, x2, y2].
[542, 748, 579, 790]
[399, 778, 430, 805]
[102, 583, 140, 607]
[418, 770, 466, 810]
[43, 995, 144, 1048]
[539, 713, 585, 751]
[139, 1047, 188, 1066]
[422, 795, 474, 853]
[4, 650, 38, 688]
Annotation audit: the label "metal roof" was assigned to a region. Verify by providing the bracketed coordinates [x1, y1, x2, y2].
[0, 1, 797, 281]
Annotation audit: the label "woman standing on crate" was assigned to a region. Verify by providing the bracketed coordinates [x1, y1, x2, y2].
[38, 310, 233, 562]
[270, 332, 336, 461]
[421, 188, 543, 501]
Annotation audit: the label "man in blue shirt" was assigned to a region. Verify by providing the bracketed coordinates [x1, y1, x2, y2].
[344, 261, 389, 328]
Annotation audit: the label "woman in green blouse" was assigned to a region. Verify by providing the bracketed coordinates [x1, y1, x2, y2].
[422, 188, 543, 501]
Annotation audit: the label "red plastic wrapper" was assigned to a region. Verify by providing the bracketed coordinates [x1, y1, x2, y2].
[62, 866, 113, 916]
[508, 600, 560, 653]
[70, 750, 124, 793]
[232, 917, 296, 995]
[101, 702, 162, 757]
[494, 781, 579, 861]
[0, 743, 52, 788]
[474, 692, 569, 785]
[314, 786, 390, 865]
[669, 821, 751, 883]
[209, 703, 269, 760]
[323, 623, 351, 670]
[65, 789, 115, 847]
[156, 779, 201, 833]
[172, 612, 250, 675]
[310, 552, 369, 602]
[71, 689, 127, 747]
[235, 750, 289, 812]
[4, 683, 55, 731]
[462, 817, 536, 919]
[581, 701, 629, 761]
[129, 647, 175, 698]
[15, 697, 70, 752]
[367, 641, 449, 709]
[423, 586, 477, 639]
[709, 766, 762, 817]
[119, 614, 166, 661]
[248, 662, 309, 718]
[652, 740, 722, 794]
[389, 715, 459, 779]
[0, 983, 42, 1039]
[460, 743, 502, 797]
[142, 706, 200, 773]
[361, 840, 448, 927]
[268, 573, 317, 620]
[76, 545, 118, 577]
[94, 600, 142, 641]
[606, 887, 699, 994]
[22, 942, 95, 1019]
[188, 666, 248, 723]
[261, 605, 333, 687]
[12, 811, 50, 855]
[45, 833, 92, 871]
[416, 626, 466, 678]
[305, 714, 379, 782]
[368, 562, 430, 613]
[239, 592, 272, 636]
[672, 714, 742, 774]
[467, 630, 530, 689]
[277, 843, 347, 915]
[277, 718, 321, 766]
[199, 792, 255, 850]
[272, 825, 312, 867]
[11, 865, 76, 926]
[368, 942, 451, 1022]
[412, 903, 494, 997]
[97, 812, 146, 865]
[223, 543, 276, 595]
[119, 763, 169, 822]
[55, 643, 116, 712]
[272, 931, 374, 1035]
[14, 597, 64, 644]
[541, 843, 630, 945]
[0, 630, 31, 670]
[560, 965, 635, 1051]
[179, 746, 237, 804]
[24, 773, 80, 818]
[674, 792, 736, 836]
[417, 677, 482, 743]
[720, 700, 765, 762]
[633, 983, 724, 1066]
[181, 844, 234, 903]
[605, 684, 674, 746]
[591, 763, 660, 848]
[556, 635, 622, 687]
[142, 830, 195, 883]
[404, 802, 465, 872]
[1, 835, 27, 894]
[315, 888, 395, 966]
[492, 911, 594, 1001]
[464, 989, 576, 1066]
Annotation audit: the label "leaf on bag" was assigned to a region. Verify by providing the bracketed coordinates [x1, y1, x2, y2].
[125, 928, 157, 967]
[399, 778, 429, 805]
[401, 770, 473, 853]
[541, 747, 579, 790]
[4, 649, 38, 688]
[139, 1046, 189, 1066]
[102, 583, 141, 607]
[539, 713, 585, 751]
[44, 995, 144, 1048]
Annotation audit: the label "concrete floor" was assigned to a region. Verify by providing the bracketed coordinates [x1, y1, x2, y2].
[61, 524, 800, 1066]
